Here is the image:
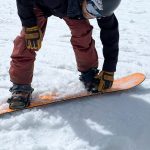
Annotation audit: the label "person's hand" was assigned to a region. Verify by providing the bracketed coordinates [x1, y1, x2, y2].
[25, 26, 42, 50]
[96, 71, 114, 93]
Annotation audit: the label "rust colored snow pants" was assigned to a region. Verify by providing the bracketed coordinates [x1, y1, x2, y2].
[9, 7, 98, 84]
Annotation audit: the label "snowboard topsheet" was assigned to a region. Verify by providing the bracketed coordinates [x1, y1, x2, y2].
[0, 73, 146, 115]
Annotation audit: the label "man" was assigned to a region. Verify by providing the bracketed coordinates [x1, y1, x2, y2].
[8, 0, 121, 109]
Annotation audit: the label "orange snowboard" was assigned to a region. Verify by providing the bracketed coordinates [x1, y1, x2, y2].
[0, 73, 146, 115]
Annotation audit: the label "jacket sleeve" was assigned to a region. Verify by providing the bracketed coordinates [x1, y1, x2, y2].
[16, 0, 37, 27]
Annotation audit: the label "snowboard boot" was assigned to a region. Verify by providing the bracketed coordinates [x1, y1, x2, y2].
[79, 68, 114, 93]
[79, 68, 100, 93]
[7, 84, 34, 110]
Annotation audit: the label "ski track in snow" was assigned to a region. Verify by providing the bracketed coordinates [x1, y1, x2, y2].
[0, 0, 150, 150]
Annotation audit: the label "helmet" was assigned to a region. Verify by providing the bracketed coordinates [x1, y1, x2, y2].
[86, 0, 121, 18]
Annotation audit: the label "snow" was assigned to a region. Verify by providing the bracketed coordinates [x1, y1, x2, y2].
[0, 0, 150, 150]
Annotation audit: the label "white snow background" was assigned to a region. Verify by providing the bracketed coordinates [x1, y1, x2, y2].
[0, 0, 150, 150]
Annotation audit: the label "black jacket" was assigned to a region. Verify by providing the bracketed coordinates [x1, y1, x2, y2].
[16, 0, 84, 27]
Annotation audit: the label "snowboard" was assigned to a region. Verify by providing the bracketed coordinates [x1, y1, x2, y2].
[0, 73, 146, 116]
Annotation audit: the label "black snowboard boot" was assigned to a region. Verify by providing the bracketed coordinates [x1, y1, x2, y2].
[79, 68, 100, 93]
[7, 84, 34, 110]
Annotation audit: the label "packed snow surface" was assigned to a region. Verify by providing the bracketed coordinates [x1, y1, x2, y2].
[0, 0, 150, 150]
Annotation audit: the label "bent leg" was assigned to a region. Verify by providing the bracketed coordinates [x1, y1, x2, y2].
[63, 18, 98, 72]
[9, 7, 48, 84]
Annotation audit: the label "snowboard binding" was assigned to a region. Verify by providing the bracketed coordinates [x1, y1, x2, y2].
[7, 84, 34, 110]
[79, 68, 114, 93]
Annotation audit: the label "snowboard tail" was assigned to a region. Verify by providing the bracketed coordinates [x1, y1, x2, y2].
[0, 73, 146, 116]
